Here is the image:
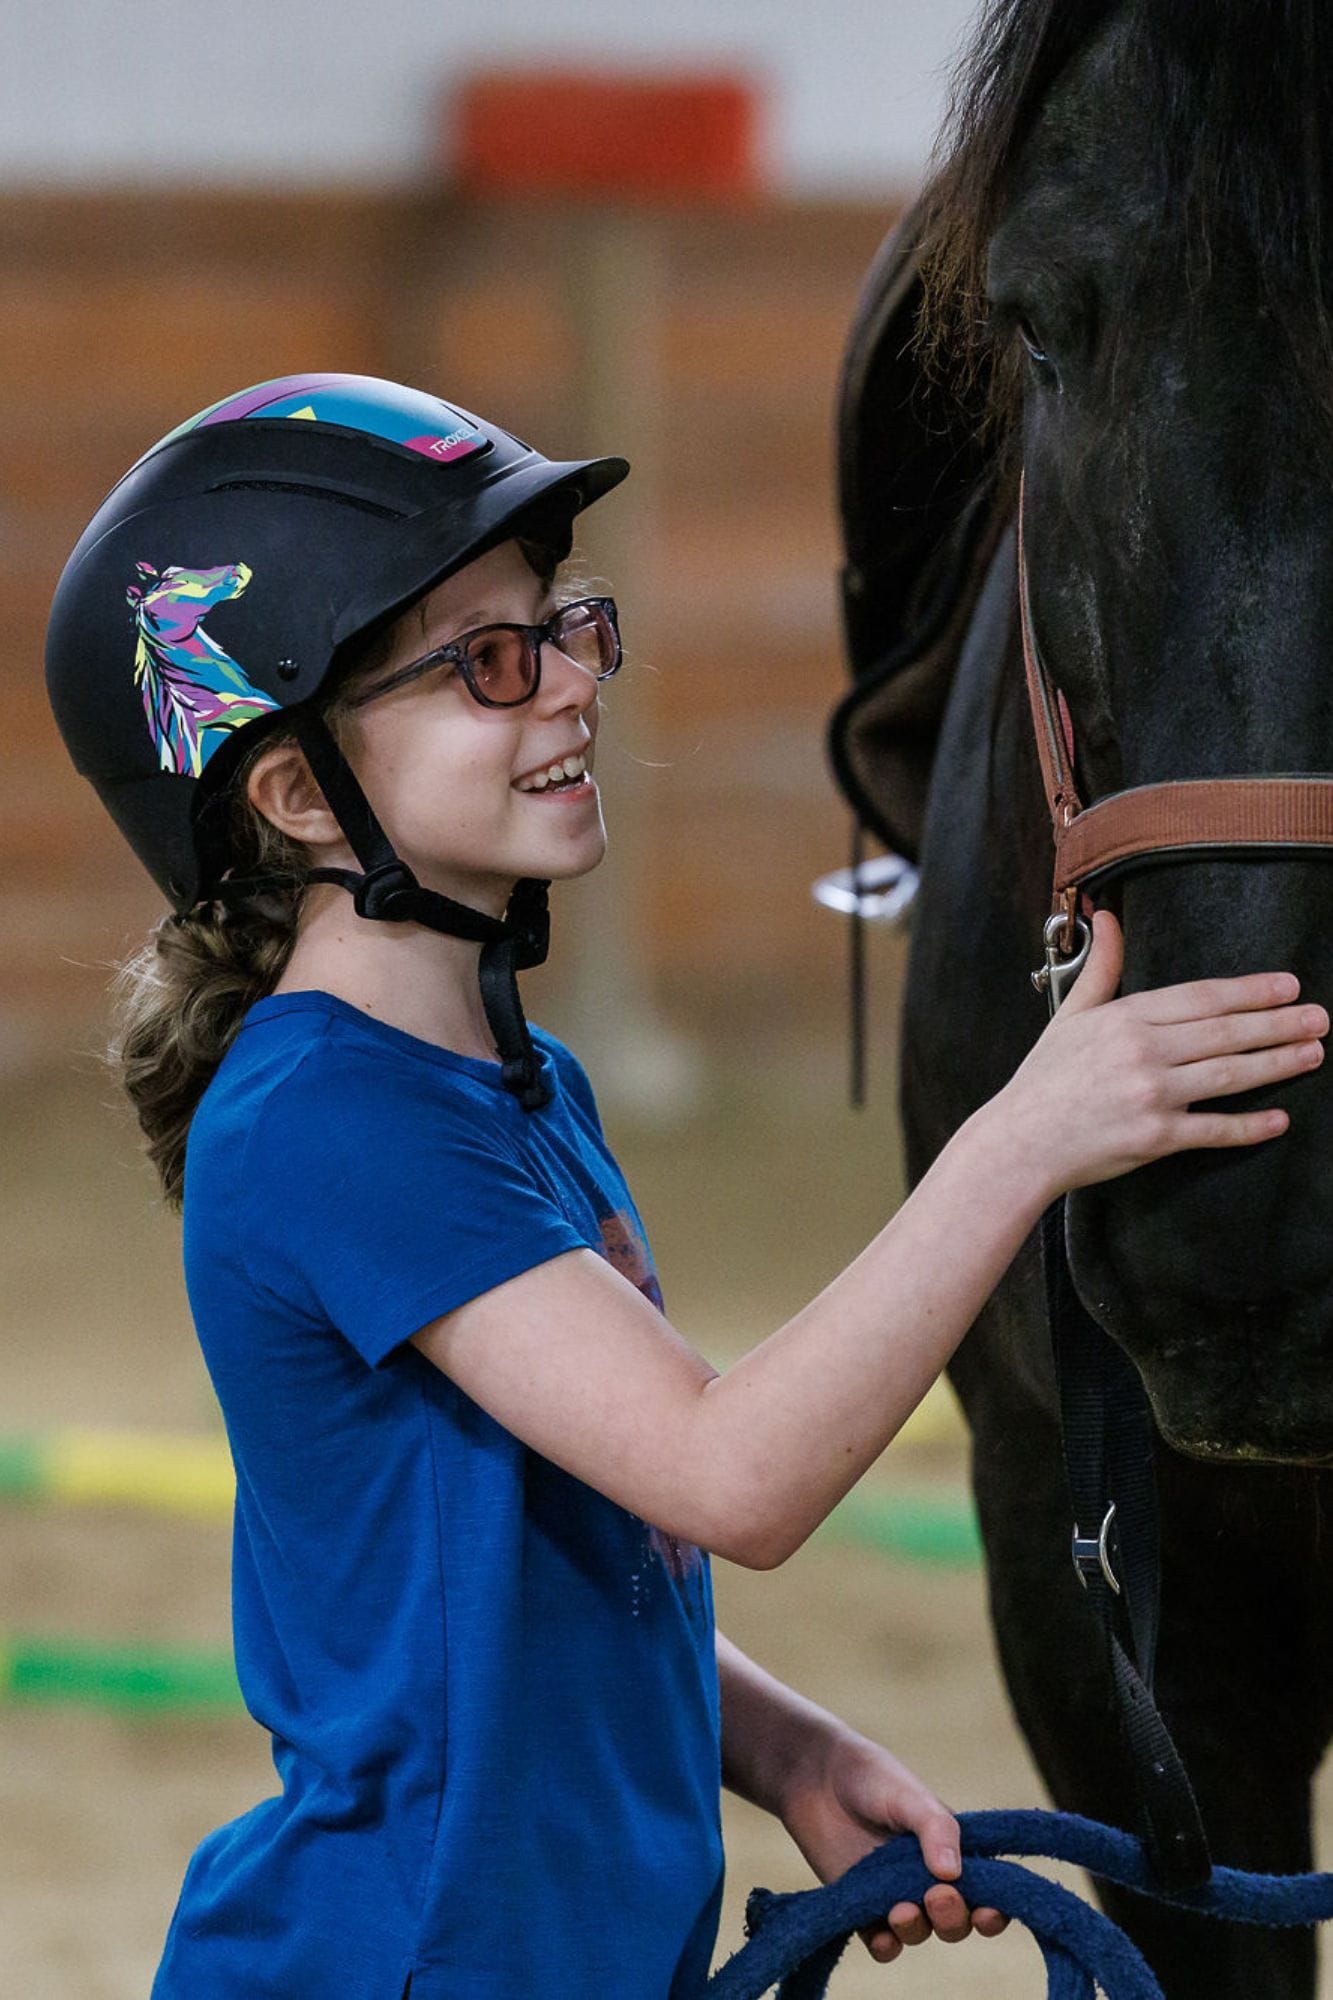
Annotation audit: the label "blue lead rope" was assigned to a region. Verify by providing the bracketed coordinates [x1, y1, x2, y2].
[705, 1808, 1333, 2000]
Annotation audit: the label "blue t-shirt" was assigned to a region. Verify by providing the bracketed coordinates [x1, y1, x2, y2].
[153, 993, 723, 2000]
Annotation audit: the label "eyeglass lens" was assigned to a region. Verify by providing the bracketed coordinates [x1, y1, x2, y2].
[467, 601, 617, 705]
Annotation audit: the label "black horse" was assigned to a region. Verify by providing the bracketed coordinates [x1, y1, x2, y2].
[833, 4, 1333, 1995]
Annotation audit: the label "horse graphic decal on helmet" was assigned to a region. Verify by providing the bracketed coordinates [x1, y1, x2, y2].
[126, 561, 280, 778]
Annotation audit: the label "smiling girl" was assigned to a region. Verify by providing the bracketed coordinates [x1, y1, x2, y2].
[45, 377, 1326, 1998]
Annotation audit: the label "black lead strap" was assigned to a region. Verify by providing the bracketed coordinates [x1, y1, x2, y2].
[291, 710, 551, 1110]
[1042, 1197, 1212, 1893]
[848, 817, 867, 1109]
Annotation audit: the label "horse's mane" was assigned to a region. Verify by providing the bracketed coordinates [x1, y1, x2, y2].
[918, 0, 1333, 431]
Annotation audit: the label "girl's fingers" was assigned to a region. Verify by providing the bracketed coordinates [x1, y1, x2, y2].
[1154, 1004, 1328, 1067]
[1160, 1039, 1324, 1106]
[883, 1888, 975, 1947]
[1128, 971, 1300, 1026]
[922, 1882, 974, 1941]
[888, 1901, 934, 1946]
[1162, 1106, 1289, 1151]
[865, 1899, 1009, 1959]
[1058, 909, 1123, 1015]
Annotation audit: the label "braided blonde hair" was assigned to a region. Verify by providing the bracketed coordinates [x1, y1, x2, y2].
[109, 726, 324, 1209]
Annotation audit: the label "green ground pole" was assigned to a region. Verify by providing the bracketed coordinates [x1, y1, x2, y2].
[1, 1636, 241, 1712]
[826, 1489, 983, 1569]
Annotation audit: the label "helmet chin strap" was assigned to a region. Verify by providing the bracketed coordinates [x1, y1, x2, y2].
[291, 709, 552, 1111]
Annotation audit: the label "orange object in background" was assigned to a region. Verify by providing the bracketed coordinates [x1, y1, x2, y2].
[449, 70, 766, 201]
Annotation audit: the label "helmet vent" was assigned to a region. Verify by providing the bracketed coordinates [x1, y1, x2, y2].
[207, 477, 407, 520]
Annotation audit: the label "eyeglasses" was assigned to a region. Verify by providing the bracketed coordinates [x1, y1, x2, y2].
[349, 596, 622, 711]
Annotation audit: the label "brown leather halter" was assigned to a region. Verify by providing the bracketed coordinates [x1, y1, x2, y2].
[1018, 472, 1333, 1001]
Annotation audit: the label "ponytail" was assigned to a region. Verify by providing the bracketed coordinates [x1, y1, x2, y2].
[108, 732, 309, 1209]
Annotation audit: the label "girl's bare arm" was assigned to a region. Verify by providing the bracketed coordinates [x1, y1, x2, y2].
[412, 914, 1326, 1567]
[413, 1087, 1052, 1564]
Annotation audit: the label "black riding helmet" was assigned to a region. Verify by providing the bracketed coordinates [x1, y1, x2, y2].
[45, 373, 630, 1108]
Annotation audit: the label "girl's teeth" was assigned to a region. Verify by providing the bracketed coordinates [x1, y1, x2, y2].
[519, 754, 587, 792]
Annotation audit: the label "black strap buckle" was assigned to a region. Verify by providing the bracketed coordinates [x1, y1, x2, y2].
[350, 860, 418, 921]
[1071, 1501, 1122, 1596]
[501, 1055, 551, 1112]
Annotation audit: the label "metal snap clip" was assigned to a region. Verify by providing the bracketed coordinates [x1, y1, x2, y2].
[1032, 911, 1092, 1015]
[1071, 1502, 1121, 1596]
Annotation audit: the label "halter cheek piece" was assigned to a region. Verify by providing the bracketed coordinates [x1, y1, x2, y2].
[290, 708, 552, 1111]
[1018, 469, 1333, 1007]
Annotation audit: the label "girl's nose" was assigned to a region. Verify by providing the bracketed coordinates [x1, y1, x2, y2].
[537, 636, 600, 714]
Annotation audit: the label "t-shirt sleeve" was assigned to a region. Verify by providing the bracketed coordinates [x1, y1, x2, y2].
[536, 1029, 606, 1138]
[239, 1049, 587, 1367]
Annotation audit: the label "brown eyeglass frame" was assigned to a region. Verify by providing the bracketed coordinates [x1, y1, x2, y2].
[348, 596, 622, 711]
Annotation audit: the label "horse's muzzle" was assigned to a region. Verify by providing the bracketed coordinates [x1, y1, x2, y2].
[1067, 1184, 1333, 1463]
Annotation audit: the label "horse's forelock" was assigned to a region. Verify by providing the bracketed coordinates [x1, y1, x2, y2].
[914, 0, 1116, 419]
[917, 0, 1333, 436]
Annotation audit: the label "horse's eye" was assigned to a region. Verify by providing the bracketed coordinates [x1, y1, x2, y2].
[1018, 318, 1057, 378]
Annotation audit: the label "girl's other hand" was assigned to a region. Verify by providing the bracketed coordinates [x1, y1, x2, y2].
[778, 1725, 1008, 1964]
[996, 909, 1327, 1198]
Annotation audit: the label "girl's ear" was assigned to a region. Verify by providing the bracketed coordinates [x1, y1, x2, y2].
[246, 738, 343, 851]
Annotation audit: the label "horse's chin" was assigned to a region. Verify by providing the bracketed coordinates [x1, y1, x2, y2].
[1067, 1200, 1333, 1463]
[1144, 1390, 1333, 1468]
[1071, 1309, 1333, 1464]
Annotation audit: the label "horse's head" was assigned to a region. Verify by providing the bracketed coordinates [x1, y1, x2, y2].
[126, 561, 252, 643]
[936, 1, 1333, 1461]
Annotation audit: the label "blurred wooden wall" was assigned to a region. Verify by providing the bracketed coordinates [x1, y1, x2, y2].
[0, 190, 900, 1075]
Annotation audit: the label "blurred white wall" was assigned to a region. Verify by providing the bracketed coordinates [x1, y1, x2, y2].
[5, 0, 978, 191]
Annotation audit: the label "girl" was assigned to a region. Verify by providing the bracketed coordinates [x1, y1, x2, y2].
[46, 376, 1327, 1999]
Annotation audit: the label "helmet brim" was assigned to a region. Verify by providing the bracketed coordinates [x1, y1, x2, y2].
[331, 451, 629, 654]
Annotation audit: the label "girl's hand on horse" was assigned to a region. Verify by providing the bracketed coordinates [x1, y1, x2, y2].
[778, 1724, 1008, 1964]
[1002, 908, 1327, 1193]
